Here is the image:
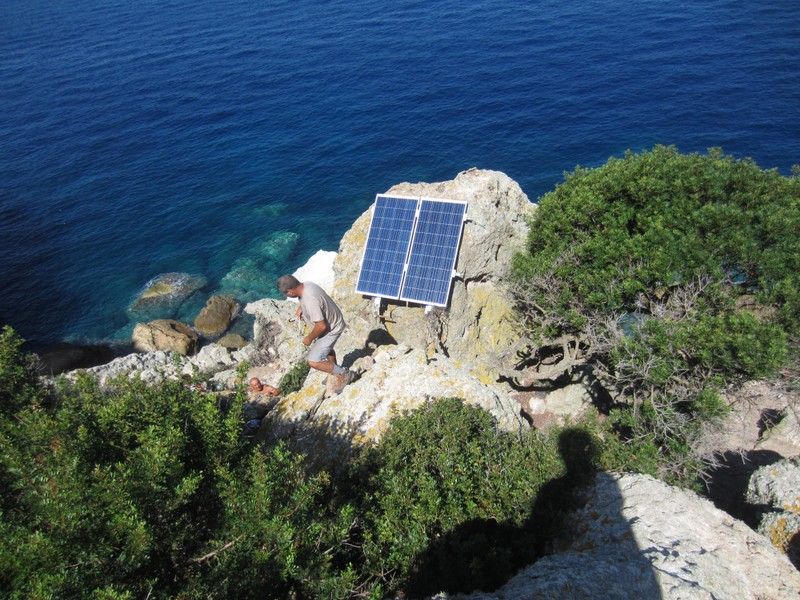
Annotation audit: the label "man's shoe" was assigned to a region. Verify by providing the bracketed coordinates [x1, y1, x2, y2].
[333, 370, 354, 394]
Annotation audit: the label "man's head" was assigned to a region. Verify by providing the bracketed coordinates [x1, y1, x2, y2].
[277, 274, 302, 298]
[248, 377, 262, 390]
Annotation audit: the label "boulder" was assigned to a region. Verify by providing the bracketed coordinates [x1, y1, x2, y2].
[193, 294, 238, 338]
[331, 169, 536, 376]
[216, 333, 248, 349]
[132, 320, 199, 355]
[244, 298, 308, 368]
[182, 344, 236, 376]
[441, 473, 800, 600]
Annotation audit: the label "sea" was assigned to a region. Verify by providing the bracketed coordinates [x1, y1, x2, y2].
[1, 0, 798, 352]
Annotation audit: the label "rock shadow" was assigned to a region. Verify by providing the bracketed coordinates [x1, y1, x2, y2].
[342, 328, 397, 366]
[35, 341, 128, 375]
[701, 448, 784, 527]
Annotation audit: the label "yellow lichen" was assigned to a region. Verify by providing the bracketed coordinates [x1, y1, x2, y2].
[768, 495, 800, 554]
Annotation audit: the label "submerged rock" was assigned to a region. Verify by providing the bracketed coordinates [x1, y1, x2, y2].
[128, 272, 207, 319]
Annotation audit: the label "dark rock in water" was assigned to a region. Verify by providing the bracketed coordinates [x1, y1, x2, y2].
[194, 294, 238, 338]
[36, 342, 121, 375]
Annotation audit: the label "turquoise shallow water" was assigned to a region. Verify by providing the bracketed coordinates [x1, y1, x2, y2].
[1, 0, 798, 351]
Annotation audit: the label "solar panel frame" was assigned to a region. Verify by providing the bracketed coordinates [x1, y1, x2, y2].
[354, 194, 418, 300]
[399, 197, 467, 307]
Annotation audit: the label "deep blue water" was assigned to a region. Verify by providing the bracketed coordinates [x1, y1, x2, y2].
[1, 0, 798, 351]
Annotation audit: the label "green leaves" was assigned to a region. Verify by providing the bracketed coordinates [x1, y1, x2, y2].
[518, 146, 800, 318]
[512, 146, 799, 483]
[349, 398, 591, 596]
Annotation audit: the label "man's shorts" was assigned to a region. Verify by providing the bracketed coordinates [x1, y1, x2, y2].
[307, 329, 342, 363]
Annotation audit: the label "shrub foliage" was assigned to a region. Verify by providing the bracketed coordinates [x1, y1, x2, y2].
[0, 329, 351, 599]
[511, 146, 799, 478]
[1, 330, 598, 598]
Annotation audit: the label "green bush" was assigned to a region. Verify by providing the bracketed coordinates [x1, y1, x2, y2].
[0, 326, 40, 416]
[348, 398, 599, 597]
[516, 146, 800, 323]
[0, 332, 620, 598]
[278, 361, 311, 395]
[512, 146, 799, 481]
[0, 332, 349, 599]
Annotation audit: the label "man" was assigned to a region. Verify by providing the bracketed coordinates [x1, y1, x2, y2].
[276, 275, 353, 393]
[248, 377, 280, 397]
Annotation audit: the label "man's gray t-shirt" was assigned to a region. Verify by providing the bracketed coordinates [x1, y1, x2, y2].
[299, 281, 346, 335]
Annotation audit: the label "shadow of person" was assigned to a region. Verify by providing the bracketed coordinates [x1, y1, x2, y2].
[524, 428, 601, 555]
[401, 428, 611, 597]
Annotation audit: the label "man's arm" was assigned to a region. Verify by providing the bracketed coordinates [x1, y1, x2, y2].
[303, 320, 328, 346]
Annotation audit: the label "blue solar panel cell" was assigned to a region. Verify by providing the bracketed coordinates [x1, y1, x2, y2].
[355, 195, 418, 299]
[400, 199, 467, 306]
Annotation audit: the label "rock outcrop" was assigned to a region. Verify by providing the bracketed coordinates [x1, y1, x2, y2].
[238, 169, 535, 457]
[256, 344, 526, 465]
[84, 350, 188, 386]
[440, 473, 800, 600]
[193, 294, 238, 338]
[132, 319, 199, 355]
[331, 168, 536, 376]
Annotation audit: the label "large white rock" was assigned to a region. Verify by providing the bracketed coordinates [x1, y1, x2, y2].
[292, 249, 337, 294]
[83, 350, 188, 386]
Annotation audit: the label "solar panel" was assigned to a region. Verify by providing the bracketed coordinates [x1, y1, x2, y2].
[400, 199, 467, 306]
[355, 195, 418, 299]
[356, 194, 467, 307]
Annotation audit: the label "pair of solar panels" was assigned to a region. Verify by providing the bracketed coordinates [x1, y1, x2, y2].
[356, 194, 468, 307]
